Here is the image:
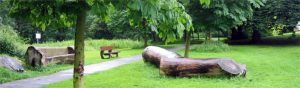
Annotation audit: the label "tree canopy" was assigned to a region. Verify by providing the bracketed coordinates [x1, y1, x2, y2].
[183, 0, 265, 39]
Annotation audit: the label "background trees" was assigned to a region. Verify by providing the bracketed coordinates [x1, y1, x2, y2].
[183, 0, 265, 41]
[246, 0, 300, 40]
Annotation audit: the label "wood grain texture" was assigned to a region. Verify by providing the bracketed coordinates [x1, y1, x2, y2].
[142, 46, 247, 77]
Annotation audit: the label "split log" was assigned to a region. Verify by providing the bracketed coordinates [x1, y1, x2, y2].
[25, 46, 75, 67]
[142, 46, 181, 67]
[0, 56, 24, 72]
[160, 57, 246, 77]
[142, 46, 247, 77]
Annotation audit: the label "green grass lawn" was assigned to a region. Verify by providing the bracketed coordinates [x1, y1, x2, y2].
[0, 38, 182, 83]
[0, 39, 145, 83]
[0, 48, 143, 83]
[44, 45, 300, 88]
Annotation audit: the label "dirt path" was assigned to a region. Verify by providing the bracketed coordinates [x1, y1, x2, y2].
[0, 46, 184, 88]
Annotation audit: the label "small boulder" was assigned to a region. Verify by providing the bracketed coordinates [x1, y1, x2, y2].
[0, 56, 24, 72]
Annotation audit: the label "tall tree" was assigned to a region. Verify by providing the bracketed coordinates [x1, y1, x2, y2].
[118, 0, 194, 47]
[245, 0, 300, 40]
[183, 0, 265, 41]
[9, 1, 92, 88]
[9, 0, 200, 87]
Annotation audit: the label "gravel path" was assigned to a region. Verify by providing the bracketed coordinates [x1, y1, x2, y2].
[0, 46, 184, 88]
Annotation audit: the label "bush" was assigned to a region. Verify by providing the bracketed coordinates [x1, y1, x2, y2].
[191, 41, 230, 52]
[0, 25, 25, 57]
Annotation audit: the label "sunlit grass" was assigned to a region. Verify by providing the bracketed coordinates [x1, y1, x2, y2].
[44, 45, 300, 88]
[0, 39, 145, 83]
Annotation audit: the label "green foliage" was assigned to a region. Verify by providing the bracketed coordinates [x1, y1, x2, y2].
[112, 0, 195, 43]
[0, 25, 25, 57]
[270, 24, 284, 36]
[245, 0, 300, 36]
[9, 0, 91, 30]
[191, 41, 230, 52]
[185, 0, 265, 38]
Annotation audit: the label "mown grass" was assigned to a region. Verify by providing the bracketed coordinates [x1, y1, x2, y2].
[0, 39, 145, 83]
[44, 45, 300, 88]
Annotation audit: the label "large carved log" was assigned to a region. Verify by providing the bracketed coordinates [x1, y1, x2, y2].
[142, 46, 181, 67]
[142, 46, 247, 77]
[160, 57, 246, 77]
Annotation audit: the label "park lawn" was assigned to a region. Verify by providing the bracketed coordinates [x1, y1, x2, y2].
[0, 39, 181, 83]
[0, 48, 144, 83]
[44, 45, 300, 88]
[0, 39, 146, 83]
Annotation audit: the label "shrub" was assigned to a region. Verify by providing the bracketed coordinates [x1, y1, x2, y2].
[191, 41, 230, 52]
[0, 25, 26, 57]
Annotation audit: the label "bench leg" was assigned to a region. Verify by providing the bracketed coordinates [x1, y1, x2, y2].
[116, 53, 119, 58]
[101, 54, 104, 59]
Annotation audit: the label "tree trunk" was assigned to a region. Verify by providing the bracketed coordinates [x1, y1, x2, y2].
[160, 57, 246, 77]
[73, 6, 87, 88]
[207, 30, 212, 41]
[184, 31, 191, 58]
[197, 32, 200, 40]
[218, 31, 220, 41]
[251, 29, 261, 43]
[144, 37, 148, 48]
[142, 46, 181, 67]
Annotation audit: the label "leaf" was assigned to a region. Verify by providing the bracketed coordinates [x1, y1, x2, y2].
[200, 0, 210, 6]
[41, 23, 46, 31]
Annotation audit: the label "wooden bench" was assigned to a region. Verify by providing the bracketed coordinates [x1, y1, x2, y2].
[100, 46, 119, 59]
[25, 46, 75, 67]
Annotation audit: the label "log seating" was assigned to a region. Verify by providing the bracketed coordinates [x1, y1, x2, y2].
[100, 46, 119, 59]
[142, 46, 247, 77]
[25, 46, 75, 67]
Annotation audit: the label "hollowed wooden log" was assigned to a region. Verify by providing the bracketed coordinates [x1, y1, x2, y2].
[142, 46, 247, 77]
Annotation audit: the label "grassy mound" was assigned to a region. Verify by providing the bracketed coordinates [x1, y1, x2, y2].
[191, 41, 230, 52]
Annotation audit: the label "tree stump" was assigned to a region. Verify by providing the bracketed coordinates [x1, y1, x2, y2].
[0, 56, 24, 72]
[142, 46, 181, 67]
[142, 46, 247, 77]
